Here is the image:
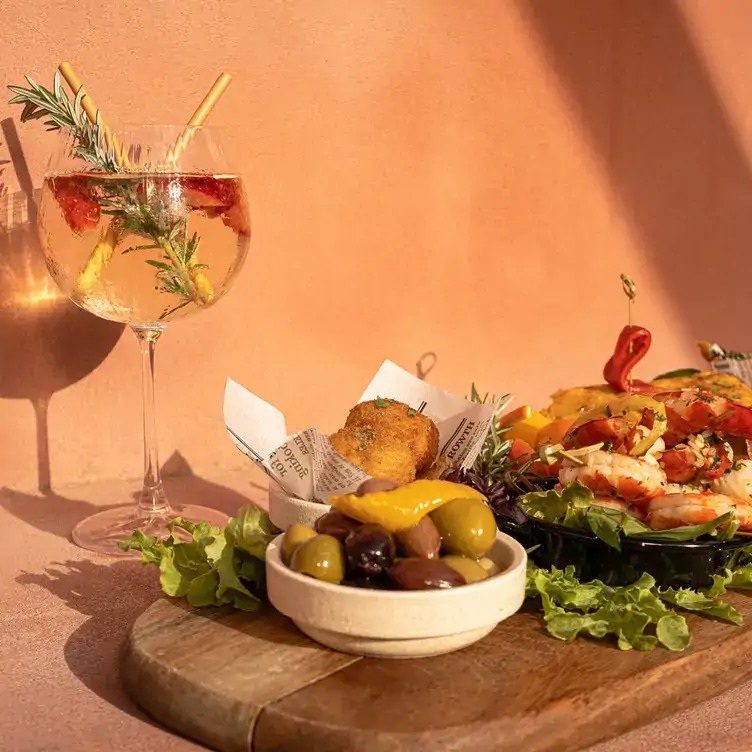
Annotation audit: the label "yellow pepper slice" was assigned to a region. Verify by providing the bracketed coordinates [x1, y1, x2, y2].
[329, 479, 487, 533]
[568, 394, 667, 456]
[74, 224, 120, 298]
[500, 406, 551, 447]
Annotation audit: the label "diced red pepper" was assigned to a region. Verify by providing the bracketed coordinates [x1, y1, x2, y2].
[509, 438, 534, 463]
[508, 438, 559, 478]
[603, 325, 654, 393]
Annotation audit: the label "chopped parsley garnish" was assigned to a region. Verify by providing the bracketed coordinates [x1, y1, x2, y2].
[655, 413, 666, 422]
[407, 407, 417, 416]
[603, 441, 614, 451]
[375, 396, 389, 408]
[358, 444, 367, 452]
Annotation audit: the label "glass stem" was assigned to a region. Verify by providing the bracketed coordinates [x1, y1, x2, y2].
[133, 326, 170, 516]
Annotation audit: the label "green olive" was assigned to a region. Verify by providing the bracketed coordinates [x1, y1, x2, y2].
[477, 556, 500, 577]
[441, 555, 488, 584]
[290, 534, 345, 584]
[429, 498, 496, 558]
[281, 524, 318, 565]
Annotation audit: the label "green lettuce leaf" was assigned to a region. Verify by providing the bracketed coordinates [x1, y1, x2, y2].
[526, 564, 691, 651]
[519, 488, 570, 522]
[652, 368, 701, 380]
[225, 506, 279, 558]
[627, 512, 732, 541]
[118, 505, 274, 612]
[656, 613, 691, 651]
[186, 570, 221, 608]
[119, 530, 164, 565]
[659, 585, 742, 625]
[586, 508, 622, 551]
[721, 564, 752, 589]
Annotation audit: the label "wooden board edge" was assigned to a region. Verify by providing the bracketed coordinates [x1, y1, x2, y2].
[252, 625, 752, 752]
[121, 628, 257, 752]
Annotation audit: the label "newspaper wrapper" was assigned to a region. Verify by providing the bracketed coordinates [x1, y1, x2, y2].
[224, 360, 497, 503]
[700, 342, 752, 387]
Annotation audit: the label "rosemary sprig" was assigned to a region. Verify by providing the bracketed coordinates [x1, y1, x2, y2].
[468, 385, 537, 492]
[96, 182, 204, 317]
[8, 73, 120, 172]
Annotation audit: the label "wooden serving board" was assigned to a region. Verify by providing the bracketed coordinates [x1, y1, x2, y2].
[123, 593, 752, 752]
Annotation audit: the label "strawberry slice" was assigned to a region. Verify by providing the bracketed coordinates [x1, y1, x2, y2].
[181, 176, 238, 208]
[181, 176, 250, 236]
[52, 177, 100, 233]
[220, 193, 250, 237]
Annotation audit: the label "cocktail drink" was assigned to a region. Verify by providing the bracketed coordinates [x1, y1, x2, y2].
[40, 171, 248, 324]
[10, 71, 250, 554]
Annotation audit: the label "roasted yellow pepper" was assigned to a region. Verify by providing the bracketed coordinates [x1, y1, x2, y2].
[329, 479, 487, 533]
[499, 405, 551, 447]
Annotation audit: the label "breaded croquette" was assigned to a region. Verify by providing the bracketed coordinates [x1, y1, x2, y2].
[328, 398, 441, 483]
[344, 398, 439, 473]
[330, 426, 417, 484]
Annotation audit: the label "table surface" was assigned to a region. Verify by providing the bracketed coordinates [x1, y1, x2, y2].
[4, 470, 752, 752]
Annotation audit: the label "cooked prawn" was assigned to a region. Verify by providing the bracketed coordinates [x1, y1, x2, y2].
[645, 492, 752, 531]
[658, 433, 733, 484]
[653, 389, 752, 447]
[559, 450, 666, 506]
[591, 495, 646, 520]
[712, 458, 752, 501]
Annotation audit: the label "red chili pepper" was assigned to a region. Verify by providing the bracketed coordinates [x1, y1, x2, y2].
[603, 325, 654, 393]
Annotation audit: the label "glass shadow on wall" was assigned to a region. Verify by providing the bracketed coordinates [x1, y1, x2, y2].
[0, 119, 125, 492]
[520, 0, 752, 349]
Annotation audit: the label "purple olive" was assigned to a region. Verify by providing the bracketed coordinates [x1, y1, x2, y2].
[396, 516, 441, 559]
[315, 510, 361, 541]
[388, 558, 466, 590]
[356, 478, 400, 496]
[345, 524, 397, 577]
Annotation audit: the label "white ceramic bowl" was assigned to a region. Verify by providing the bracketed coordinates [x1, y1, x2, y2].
[268, 481, 330, 529]
[265, 530, 527, 659]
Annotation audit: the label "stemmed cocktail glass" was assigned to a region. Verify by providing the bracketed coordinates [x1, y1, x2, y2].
[11, 69, 250, 555]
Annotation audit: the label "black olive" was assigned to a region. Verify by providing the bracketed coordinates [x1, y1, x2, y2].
[344, 524, 397, 577]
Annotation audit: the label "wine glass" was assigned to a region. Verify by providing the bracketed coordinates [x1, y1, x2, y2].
[37, 125, 250, 555]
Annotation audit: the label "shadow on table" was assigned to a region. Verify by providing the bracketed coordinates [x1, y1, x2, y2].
[17, 557, 166, 725]
[0, 451, 263, 541]
[10, 457, 268, 727]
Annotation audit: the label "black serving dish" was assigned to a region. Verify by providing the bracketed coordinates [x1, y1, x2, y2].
[497, 515, 752, 589]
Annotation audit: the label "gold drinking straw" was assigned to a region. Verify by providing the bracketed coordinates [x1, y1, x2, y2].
[165, 73, 233, 304]
[58, 62, 130, 168]
[167, 73, 232, 165]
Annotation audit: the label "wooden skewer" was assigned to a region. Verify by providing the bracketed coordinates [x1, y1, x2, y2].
[58, 62, 130, 168]
[167, 73, 232, 165]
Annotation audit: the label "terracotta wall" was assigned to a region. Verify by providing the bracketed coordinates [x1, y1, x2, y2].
[2, 1, 752, 492]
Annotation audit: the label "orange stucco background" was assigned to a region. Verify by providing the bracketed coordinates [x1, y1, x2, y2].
[2, 1, 752, 493]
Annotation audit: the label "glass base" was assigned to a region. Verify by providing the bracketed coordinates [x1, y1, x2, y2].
[72, 504, 230, 556]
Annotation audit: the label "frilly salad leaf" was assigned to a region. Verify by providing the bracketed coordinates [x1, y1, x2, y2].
[119, 507, 279, 612]
[525, 558, 752, 651]
[527, 564, 702, 651]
